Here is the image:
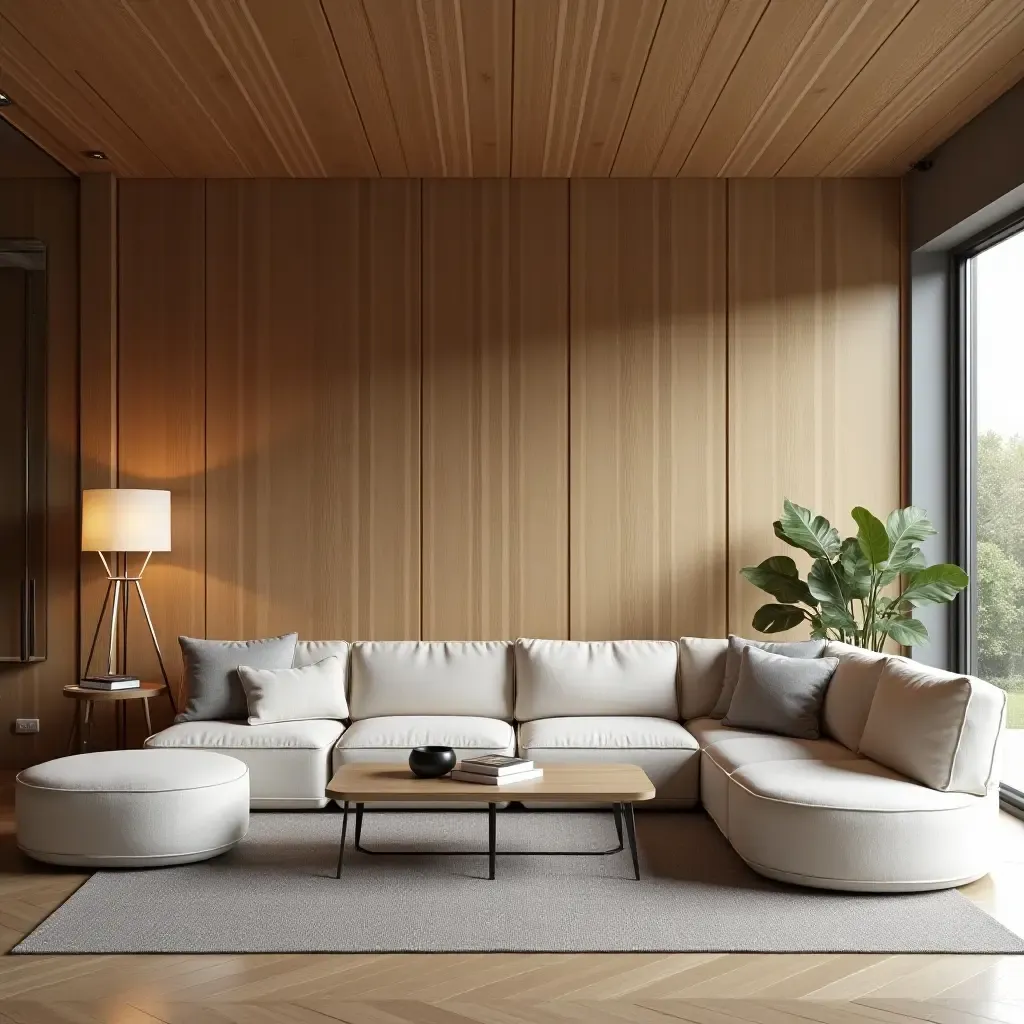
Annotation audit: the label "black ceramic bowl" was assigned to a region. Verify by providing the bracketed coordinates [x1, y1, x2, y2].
[409, 745, 456, 779]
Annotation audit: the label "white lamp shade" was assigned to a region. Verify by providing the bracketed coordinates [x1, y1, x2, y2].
[82, 489, 171, 552]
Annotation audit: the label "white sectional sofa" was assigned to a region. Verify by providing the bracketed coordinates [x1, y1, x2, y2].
[146, 635, 1006, 893]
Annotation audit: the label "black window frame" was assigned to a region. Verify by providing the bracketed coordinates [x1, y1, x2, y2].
[952, 208, 1024, 680]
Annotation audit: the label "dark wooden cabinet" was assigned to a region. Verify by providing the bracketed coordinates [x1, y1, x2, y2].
[0, 240, 46, 662]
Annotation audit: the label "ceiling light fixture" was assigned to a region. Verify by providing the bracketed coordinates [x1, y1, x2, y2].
[83, 150, 108, 160]
[0, 92, 12, 107]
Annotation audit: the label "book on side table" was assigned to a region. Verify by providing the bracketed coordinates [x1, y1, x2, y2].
[450, 754, 544, 785]
[81, 674, 141, 691]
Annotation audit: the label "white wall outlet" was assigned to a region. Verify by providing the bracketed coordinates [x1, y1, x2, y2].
[14, 718, 40, 734]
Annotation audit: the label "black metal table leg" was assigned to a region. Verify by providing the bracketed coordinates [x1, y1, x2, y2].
[335, 800, 349, 878]
[613, 803, 624, 850]
[623, 802, 640, 880]
[355, 803, 364, 850]
[488, 802, 496, 880]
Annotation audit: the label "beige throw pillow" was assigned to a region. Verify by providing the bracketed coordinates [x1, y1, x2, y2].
[238, 656, 349, 726]
[821, 641, 889, 751]
[858, 658, 1005, 796]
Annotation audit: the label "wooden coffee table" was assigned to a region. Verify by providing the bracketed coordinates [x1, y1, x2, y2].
[325, 762, 656, 881]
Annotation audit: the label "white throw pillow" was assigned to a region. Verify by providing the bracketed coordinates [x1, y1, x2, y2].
[237, 656, 349, 726]
[858, 658, 1005, 796]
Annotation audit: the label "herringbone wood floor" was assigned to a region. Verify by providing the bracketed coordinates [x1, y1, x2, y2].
[2, 779, 1024, 1024]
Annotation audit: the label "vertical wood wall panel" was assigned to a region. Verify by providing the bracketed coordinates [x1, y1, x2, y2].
[205, 180, 420, 641]
[569, 180, 728, 640]
[118, 181, 206, 722]
[0, 178, 78, 768]
[422, 180, 568, 638]
[727, 178, 901, 636]
[79, 174, 117, 676]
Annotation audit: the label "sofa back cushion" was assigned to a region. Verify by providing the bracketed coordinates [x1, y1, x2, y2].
[858, 658, 1006, 796]
[294, 640, 350, 670]
[678, 637, 728, 719]
[514, 639, 679, 721]
[350, 641, 513, 721]
[821, 641, 888, 751]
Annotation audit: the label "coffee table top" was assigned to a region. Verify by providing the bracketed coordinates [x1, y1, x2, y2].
[326, 763, 656, 803]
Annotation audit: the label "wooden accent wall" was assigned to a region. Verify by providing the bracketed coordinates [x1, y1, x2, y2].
[103, 178, 900, 673]
[728, 179, 902, 635]
[204, 180, 421, 642]
[422, 180, 568, 639]
[570, 180, 727, 640]
[118, 182, 207, 720]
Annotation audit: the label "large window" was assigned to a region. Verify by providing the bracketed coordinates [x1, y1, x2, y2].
[965, 223, 1024, 794]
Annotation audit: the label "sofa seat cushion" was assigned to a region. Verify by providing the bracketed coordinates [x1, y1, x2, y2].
[147, 719, 344, 750]
[685, 716, 766, 749]
[702, 734, 861, 775]
[518, 717, 698, 805]
[518, 716, 697, 751]
[145, 720, 343, 810]
[725, 757, 995, 892]
[336, 715, 514, 753]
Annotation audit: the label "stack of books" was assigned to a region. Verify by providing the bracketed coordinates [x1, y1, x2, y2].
[81, 674, 141, 691]
[451, 754, 543, 785]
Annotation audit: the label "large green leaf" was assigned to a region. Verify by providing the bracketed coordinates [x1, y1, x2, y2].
[752, 603, 806, 634]
[776, 499, 842, 560]
[895, 563, 969, 608]
[740, 556, 814, 605]
[838, 537, 872, 599]
[877, 616, 929, 647]
[877, 548, 926, 587]
[852, 506, 890, 566]
[886, 507, 936, 566]
[817, 602, 858, 632]
[807, 557, 847, 608]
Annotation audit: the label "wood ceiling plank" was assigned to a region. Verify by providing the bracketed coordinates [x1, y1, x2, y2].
[827, 0, 1024, 175]
[683, 0, 837, 176]
[121, 0, 305, 176]
[511, 0, 665, 176]
[872, 45, 1024, 176]
[612, 0, 730, 176]
[647, 0, 770, 177]
[318, 0, 406, 175]
[0, 2, 170, 175]
[196, 0, 378, 176]
[780, 0, 993, 176]
[352, 0, 512, 177]
[720, 0, 917, 177]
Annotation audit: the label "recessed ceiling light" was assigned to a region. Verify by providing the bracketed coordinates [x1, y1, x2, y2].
[0, 92, 12, 107]
[83, 150, 108, 160]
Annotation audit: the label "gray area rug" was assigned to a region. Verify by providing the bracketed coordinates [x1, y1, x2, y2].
[15, 809, 1024, 954]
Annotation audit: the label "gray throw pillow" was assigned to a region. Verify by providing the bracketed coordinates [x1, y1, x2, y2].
[724, 644, 839, 740]
[710, 634, 826, 718]
[176, 633, 298, 723]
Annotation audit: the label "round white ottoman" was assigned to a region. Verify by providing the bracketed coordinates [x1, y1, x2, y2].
[16, 749, 249, 868]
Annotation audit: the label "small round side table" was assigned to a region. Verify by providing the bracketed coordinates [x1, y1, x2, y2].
[63, 682, 169, 752]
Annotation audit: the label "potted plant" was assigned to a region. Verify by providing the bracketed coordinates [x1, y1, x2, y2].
[741, 499, 968, 650]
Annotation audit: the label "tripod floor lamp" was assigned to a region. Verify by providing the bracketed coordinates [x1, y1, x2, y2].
[81, 488, 177, 713]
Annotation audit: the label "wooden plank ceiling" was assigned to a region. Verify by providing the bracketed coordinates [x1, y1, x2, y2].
[0, 0, 1022, 178]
